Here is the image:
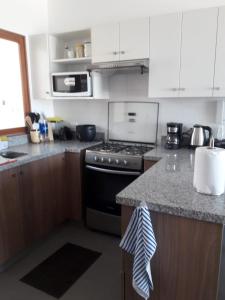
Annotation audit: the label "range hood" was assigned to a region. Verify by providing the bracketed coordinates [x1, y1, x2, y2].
[87, 59, 149, 74]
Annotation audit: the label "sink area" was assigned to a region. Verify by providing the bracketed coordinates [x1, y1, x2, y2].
[0, 151, 28, 159]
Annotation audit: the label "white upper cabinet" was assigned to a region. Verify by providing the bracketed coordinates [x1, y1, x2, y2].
[149, 13, 182, 98]
[91, 23, 120, 63]
[119, 18, 149, 61]
[179, 8, 218, 97]
[91, 18, 149, 63]
[213, 7, 225, 97]
[28, 34, 51, 100]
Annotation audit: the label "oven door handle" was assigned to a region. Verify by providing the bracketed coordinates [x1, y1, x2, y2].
[85, 165, 141, 176]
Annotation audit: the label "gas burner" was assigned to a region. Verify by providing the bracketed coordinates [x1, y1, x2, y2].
[85, 142, 155, 171]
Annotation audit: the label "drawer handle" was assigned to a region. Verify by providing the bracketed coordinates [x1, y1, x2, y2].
[212, 87, 220, 91]
[120, 51, 125, 55]
[179, 88, 186, 91]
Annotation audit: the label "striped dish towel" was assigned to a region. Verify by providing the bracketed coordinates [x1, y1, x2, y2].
[120, 202, 157, 300]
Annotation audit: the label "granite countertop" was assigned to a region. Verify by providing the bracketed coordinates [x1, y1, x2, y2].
[116, 146, 225, 225]
[0, 140, 101, 172]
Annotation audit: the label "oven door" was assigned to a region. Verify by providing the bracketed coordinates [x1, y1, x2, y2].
[52, 72, 91, 96]
[85, 164, 141, 216]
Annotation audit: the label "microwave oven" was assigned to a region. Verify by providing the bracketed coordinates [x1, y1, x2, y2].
[51, 71, 92, 97]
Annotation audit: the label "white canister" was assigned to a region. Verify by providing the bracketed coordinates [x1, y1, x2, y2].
[193, 146, 225, 196]
[84, 42, 91, 57]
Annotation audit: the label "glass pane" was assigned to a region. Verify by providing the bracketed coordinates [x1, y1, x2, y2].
[0, 38, 25, 129]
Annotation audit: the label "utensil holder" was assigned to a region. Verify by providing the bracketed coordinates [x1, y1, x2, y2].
[30, 130, 40, 144]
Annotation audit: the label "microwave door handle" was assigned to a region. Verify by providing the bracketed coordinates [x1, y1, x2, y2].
[86, 165, 141, 176]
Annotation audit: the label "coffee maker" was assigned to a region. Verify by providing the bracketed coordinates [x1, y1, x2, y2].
[165, 122, 183, 149]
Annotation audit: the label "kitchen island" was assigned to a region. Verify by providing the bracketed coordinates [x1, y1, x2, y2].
[117, 147, 225, 300]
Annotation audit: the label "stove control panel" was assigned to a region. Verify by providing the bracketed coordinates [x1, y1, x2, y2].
[85, 151, 143, 170]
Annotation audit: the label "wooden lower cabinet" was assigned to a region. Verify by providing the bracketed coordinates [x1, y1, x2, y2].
[66, 152, 83, 221]
[121, 206, 222, 300]
[0, 168, 25, 264]
[19, 157, 55, 244]
[144, 159, 158, 172]
[0, 152, 82, 266]
[49, 154, 68, 225]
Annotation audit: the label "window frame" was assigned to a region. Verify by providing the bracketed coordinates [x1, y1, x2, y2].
[0, 28, 31, 135]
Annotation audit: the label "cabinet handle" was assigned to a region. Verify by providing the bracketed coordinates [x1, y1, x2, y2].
[120, 51, 125, 55]
[45, 91, 50, 95]
[179, 88, 186, 91]
[11, 173, 17, 178]
[19, 170, 23, 176]
[212, 87, 220, 91]
[113, 51, 118, 55]
[172, 88, 179, 91]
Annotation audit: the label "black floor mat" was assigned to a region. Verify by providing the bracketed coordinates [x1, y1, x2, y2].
[20, 243, 102, 298]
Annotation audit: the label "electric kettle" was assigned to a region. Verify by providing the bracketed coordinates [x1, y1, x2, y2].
[190, 124, 212, 147]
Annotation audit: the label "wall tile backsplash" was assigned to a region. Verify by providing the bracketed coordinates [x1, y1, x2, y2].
[53, 71, 218, 144]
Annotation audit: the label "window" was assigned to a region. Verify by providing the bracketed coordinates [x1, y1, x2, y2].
[0, 29, 30, 134]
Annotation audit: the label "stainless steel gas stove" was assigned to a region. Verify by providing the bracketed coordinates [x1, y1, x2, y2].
[85, 142, 154, 171]
[84, 102, 159, 236]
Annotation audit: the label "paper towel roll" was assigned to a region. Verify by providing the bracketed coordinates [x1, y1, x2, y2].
[193, 146, 225, 196]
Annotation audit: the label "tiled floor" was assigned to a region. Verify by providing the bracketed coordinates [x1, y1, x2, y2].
[0, 223, 121, 300]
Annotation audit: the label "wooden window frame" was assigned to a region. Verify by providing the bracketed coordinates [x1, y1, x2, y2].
[0, 28, 31, 135]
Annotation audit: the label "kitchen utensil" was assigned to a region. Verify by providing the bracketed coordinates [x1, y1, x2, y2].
[25, 116, 33, 130]
[76, 125, 96, 142]
[190, 124, 212, 147]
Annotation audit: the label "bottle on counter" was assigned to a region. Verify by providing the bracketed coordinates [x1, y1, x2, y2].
[39, 116, 48, 142]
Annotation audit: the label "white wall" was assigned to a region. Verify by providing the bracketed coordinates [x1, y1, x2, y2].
[0, 0, 48, 35]
[53, 71, 218, 143]
[48, 0, 225, 33]
[54, 100, 108, 133]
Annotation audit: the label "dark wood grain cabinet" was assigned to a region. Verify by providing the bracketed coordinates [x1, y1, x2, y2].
[0, 168, 25, 264]
[19, 157, 55, 244]
[121, 205, 223, 300]
[144, 159, 157, 171]
[66, 152, 83, 221]
[0, 152, 83, 266]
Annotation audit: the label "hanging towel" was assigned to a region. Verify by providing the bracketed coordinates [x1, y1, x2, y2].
[120, 202, 157, 300]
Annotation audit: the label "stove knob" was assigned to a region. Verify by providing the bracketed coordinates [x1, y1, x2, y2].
[94, 156, 99, 162]
[115, 159, 120, 165]
[123, 160, 128, 166]
[108, 158, 112, 164]
[101, 157, 105, 163]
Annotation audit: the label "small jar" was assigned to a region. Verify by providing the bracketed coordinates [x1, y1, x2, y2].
[84, 42, 91, 57]
[75, 44, 84, 58]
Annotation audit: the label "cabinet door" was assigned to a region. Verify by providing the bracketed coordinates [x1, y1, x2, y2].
[48, 154, 68, 225]
[149, 13, 182, 98]
[213, 7, 225, 97]
[19, 158, 54, 244]
[28, 34, 51, 99]
[119, 18, 149, 61]
[0, 168, 25, 264]
[91, 23, 120, 63]
[179, 8, 218, 97]
[66, 152, 82, 221]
